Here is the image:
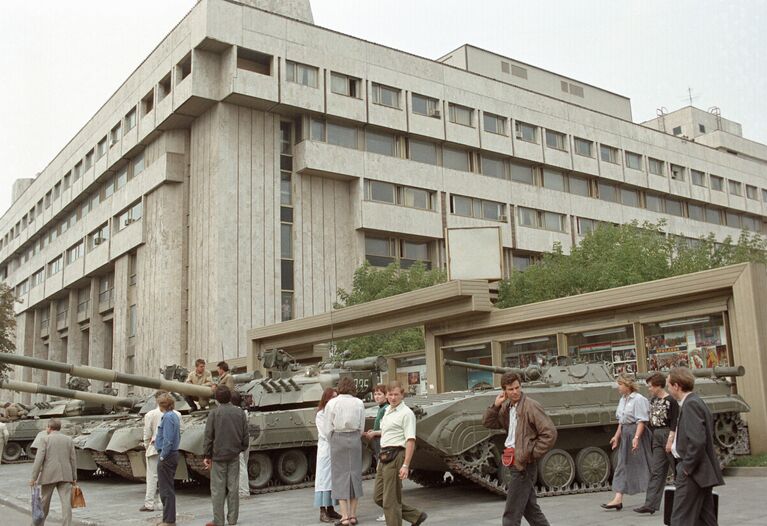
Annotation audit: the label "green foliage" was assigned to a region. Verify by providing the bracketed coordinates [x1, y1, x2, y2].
[728, 453, 767, 467]
[333, 261, 447, 359]
[0, 282, 17, 374]
[497, 221, 767, 308]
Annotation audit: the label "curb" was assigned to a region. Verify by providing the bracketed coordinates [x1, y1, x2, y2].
[0, 494, 94, 526]
[724, 466, 767, 477]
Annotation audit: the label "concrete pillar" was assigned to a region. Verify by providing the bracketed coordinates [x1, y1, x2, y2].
[14, 311, 35, 404]
[424, 328, 441, 394]
[47, 301, 65, 388]
[66, 289, 85, 368]
[112, 256, 130, 396]
[31, 307, 48, 397]
[88, 278, 110, 392]
[490, 340, 503, 388]
[633, 321, 647, 373]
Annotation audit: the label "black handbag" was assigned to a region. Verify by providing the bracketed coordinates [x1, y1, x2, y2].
[378, 446, 404, 464]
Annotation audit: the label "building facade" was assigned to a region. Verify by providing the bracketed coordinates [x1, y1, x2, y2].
[1, 0, 766, 398]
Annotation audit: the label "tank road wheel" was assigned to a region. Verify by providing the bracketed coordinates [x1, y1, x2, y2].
[361, 447, 373, 474]
[275, 449, 309, 485]
[248, 453, 273, 490]
[2, 442, 23, 462]
[575, 447, 611, 485]
[24, 442, 37, 460]
[538, 449, 575, 489]
[714, 413, 739, 449]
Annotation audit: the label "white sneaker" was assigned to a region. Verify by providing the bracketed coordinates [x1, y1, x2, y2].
[376, 514, 386, 522]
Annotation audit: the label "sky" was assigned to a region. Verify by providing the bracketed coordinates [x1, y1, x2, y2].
[1, 0, 765, 216]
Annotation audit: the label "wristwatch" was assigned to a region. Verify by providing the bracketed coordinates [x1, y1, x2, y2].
[402, 464, 408, 468]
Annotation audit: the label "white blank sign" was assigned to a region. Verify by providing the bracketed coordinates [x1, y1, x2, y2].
[446, 227, 503, 280]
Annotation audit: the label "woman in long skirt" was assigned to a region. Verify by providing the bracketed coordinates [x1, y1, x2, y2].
[315, 388, 341, 522]
[602, 374, 653, 511]
[320, 377, 365, 526]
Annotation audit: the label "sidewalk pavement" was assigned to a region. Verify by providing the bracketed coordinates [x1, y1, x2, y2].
[0, 462, 764, 525]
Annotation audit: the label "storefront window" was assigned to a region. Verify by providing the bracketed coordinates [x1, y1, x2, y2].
[567, 326, 636, 374]
[394, 355, 427, 396]
[442, 343, 492, 391]
[644, 314, 729, 371]
[501, 336, 557, 368]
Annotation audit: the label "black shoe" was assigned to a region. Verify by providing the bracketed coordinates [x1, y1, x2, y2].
[413, 512, 428, 526]
[327, 507, 342, 520]
[601, 503, 623, 511]
[633, 506, 655, 514]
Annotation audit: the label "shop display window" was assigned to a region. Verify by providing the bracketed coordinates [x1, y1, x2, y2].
[567, 326, 636, 374]
[644, 314, 729, 371]
[443, 343, 493, 390]
[394, 355, 427, 396]
[501, 336, 558, 368]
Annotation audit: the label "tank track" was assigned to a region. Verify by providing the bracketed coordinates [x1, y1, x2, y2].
[90, 451, 143, 482]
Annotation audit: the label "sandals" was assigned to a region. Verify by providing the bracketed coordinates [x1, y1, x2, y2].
[334, 520, 351, 526]
[350, 518, 358, 525]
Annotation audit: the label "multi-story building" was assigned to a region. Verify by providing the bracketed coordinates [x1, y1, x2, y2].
[1, 0, 765, 398]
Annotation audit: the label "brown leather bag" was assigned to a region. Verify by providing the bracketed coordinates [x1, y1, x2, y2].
[71, 483, 86, 508]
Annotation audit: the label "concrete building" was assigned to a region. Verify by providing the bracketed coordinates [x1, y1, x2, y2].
[1, 0, 766, 398]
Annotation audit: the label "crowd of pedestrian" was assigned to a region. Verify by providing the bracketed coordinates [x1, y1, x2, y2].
[21, 362, 722, 526]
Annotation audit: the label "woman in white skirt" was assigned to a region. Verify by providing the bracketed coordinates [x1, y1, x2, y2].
[602, 374, 652, 511]
[315, 388, 342, 523]
[320, 377, 365, 526]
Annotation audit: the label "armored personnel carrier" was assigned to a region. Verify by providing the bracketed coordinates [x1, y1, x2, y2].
[402, 359, 749, 498]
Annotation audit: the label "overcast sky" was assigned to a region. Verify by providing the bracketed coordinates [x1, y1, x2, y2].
[1, 0, 765, 216]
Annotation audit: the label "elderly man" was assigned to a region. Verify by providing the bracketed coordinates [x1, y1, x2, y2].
[140, 391, 181, 513]
[156, 394, 182, 526]
[185, 358, 213, 411]
[29, 419, 77, 526]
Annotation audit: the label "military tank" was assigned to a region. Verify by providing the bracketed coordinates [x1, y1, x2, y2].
[0, 374, 137, 467]
[400, 359, 749, 498]
[179, 349, 387, 493]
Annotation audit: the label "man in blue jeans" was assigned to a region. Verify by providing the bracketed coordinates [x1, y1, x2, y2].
[155, 393, 181, 526]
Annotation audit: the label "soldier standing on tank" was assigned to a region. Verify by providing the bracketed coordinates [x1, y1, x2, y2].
[185, 358, 213, 411]
[483, 371, 557, 526]
[215, 362, 235, 393]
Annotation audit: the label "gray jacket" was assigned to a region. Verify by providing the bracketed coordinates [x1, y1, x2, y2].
[31, 432, 77, 485]
[676, 392, 724, 488]
[203, 402, 249, 462]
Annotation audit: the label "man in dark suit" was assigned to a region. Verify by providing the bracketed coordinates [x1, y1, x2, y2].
[29, 419, 78, 526]
[667, 367, 724, 526]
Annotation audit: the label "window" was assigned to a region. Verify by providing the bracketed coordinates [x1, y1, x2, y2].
[673, 126, 682, 136]
[115, 165, 128, 191]
[577, 217, 608, 235]
[408, 139, 438, 165]
[326, 122, 358, 149]
[574, 137, 593, 157]
[176, 52, 191, 83]
[330, 72, 360, 98]
[365, 130, 397, 157]
[688, 204, 705, 221]
[483, 112, 506, 135]
[510, 162, 535, 185]
[691, 170, 706, 187]
[599, 144, 618, 164]
[742, 215, 758, 232]
[286, 60, 318, 88]
[84, 150, 94, 171]
[728, 180, 742, 196]
[746, 185, 758, 200]
[367, 180, 396, 204]
[597, 182, 618, 203]
[625, 151, 643, 170]
[725, 211, 741, 228]
[400, 240, 429, 268]
[365, 236, 396, 267]
[519, 207, 565, 232]
[66, 242, 84, 265]
[31, 268, 44, 288]
[515, 121, 537, 143]
[448, 103, 473, 127]
[699, 124, 707, 133]
[280, 223, 292, 258]
[480, 155, 505, 179]
[371, 83, 400, 108]
[710, 175, 724, 191]
[116, 200, 143, 231]
[402, 187, 432, 210]
[234, 47, 270, 75]
[98, 274, 114, 304]
[648, 157, 664, 176]
[53, 182, 61, 200]
[763, 189, 767, 203]
[141, 89, 154, 115]
[568, 175, 591, 197]
[132, 152, 145, 177]
[47, 256, 63, 277]
[15, 280, 29, 296]
[620, 188, 639, 207]
[412, 94, 440, 117]
[158, 72, 172, 100]
[704, 207, 721, 224]
[63, 171, 72, 190]
[129, 305, 137, 338]
[545, 130, 567, 151]
[88, 223, 110, 251]
[110, 122, 121, 146]
[666, 199, 683, 217]
[124, 107, 137, 131]
[542, 169, 565, 192]
[645, 194, 664, 212]
[670, 164, 685, 181]
[443, 147, 471, 172]
[450, 195, 505, 221]
[97, 137, 107, 159]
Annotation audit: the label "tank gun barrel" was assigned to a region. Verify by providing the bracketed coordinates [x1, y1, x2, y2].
[0, 353, 212, 398]
[0, 377, 138, 409]
[444, 359, 521, 376]
[341, 356, 388, 372]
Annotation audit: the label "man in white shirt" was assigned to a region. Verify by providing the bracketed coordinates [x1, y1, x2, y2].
[0, 420, 8, 465]
[373, 381, 427, 526]
[140, 391, 181, 512]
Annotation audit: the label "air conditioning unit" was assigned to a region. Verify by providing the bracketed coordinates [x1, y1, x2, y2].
[515, 131, 524, 139]
[499, 215, 508, 222]
[124, 218, 136, 227]
[93, 237, 105, 246]
[430, 109, 441, 118]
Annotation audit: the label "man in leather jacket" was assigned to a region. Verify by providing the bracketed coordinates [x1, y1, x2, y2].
[483, 371, 557, 526]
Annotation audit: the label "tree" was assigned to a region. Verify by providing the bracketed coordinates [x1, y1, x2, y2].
[332, 261, 447, 359]
[497, 221, 767, 308]
[0, 282, 16, 375]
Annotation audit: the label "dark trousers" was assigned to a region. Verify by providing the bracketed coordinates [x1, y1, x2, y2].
[503, 462, 549, 526]
[159, 452, 178, 524]
[644, 427, 675, 510]
[374, 449, 423, 526]
[670, 465, 717, 526]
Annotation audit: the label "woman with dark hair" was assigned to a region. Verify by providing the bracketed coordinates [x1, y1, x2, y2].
[315, 387, 341, 523]
[320, 377, 365, 526]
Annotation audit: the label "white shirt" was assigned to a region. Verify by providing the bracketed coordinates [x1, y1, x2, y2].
[143, 407, 182, 457]
[380, 402, 417, 448]
[671, 392, 691, 459]
[504, 404, 518, 448]
[616, 391, 650, 424]
[321, 394, 365, 435]
[0, 421, 8, 443]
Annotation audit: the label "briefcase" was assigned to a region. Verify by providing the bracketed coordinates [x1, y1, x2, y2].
[663, 485, 719, 525]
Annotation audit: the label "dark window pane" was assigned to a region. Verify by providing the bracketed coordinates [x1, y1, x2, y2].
[281, 260, 294, 290]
